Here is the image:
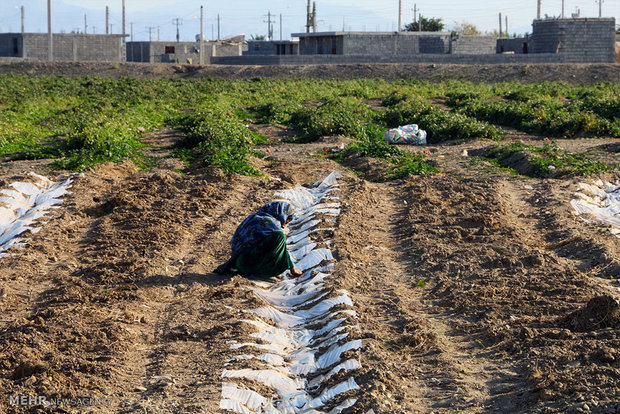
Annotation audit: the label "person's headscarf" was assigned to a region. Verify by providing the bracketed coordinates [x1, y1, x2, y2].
[230, 201, 296, 256]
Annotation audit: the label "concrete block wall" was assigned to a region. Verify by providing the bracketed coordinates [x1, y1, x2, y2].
[451, 36, 497, 54]
[245, 41, 277, 56]
[127, 41, 241, 62]
[532, 18, 615, 62]
[497, 37, 531, 54]
[210, 53, 565, 65]
[23, 34, 123, 62]
[297, 32, 450, 56]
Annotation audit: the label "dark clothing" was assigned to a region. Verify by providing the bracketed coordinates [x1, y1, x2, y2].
[230, 201, 295, 257]
[235, 231, 294, 279]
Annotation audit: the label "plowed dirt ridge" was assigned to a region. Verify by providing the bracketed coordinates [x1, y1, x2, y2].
[0, 131, 618, 414]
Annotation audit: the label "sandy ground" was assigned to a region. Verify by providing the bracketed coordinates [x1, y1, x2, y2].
[0, 120, 618, 413]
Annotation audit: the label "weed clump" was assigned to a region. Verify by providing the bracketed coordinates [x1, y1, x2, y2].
[288, 97, 379, 142]
[333, 131, 438, 180]
[177, 105, 263, 176]
[483, 141, 614, 177]
[382, 96, 504, 143]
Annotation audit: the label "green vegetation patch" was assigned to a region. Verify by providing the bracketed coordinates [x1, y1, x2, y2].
[445, 81, 620, 138]
[176, 105, 264, 176]
[482, 141, 614, 177]
[0, 76, 618, 174]
[382, 96, 504, 143]
[288, 97, 380, 142]
[332, 133, 438, 180]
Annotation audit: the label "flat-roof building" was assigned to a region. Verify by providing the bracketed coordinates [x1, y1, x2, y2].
[126, 36, 245, 63]
[0, 33, 125, 62]
[291, 31, 451, 55]
[244, 40, 299, 56]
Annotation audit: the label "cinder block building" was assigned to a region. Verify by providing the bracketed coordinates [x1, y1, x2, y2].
[450, 35, 497, 54]
[292, 31, 452, 55]
[126, 36, 244, 63]
[245, 40, 299, 56]
[0, 33, 125, 62]
[531, 18, 616, 62]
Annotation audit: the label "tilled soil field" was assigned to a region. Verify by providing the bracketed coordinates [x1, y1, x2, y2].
[0, 61, 619, 83]
[0, 126, 619, 413]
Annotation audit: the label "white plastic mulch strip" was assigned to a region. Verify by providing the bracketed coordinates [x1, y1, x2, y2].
[220, 171, 362, 414]
[570, 180, 620, 238]
[0, 172, 74, 257]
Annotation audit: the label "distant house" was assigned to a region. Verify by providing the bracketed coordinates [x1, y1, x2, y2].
[126, 35, 245, 63]
[531, 18, 616, 62]
[0, 33, 125, 62]
[245, 40, 299, 56]
[291, 31, 451, 55]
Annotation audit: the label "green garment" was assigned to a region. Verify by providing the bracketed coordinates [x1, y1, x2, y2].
[235, 231, 294, 279]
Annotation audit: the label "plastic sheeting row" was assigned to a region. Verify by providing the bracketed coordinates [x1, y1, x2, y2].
[0, 172, 74, 258]
[570, 180, 620, 238]
[220, 171, 362, 414]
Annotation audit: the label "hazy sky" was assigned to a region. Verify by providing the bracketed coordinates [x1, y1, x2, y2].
[0, 0, 618, 42]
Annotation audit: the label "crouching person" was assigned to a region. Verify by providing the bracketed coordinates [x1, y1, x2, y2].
[215, 201, 303, 281]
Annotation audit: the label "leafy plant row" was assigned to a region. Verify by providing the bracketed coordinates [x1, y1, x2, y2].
[446, 93, 620, 138]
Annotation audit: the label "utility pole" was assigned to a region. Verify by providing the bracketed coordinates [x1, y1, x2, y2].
[130, 22, 133, 41]
[122, 0, 126, 61]
[21, 6, 24, 34]
[173, 18, 182, 42]
[217, 14, 220, 40]
[47, 0, 53, 61]
[200, 5, 204, 64]
[157, 26, 160, 41]
[597, 0, 603, 18]
[280, 14, 282, 40]
[342, 16, 345, 32]
[537, 0, 541, 19]
[147, 26, 155, 41]
[419, 13, 422, 31]
[106, 6, 109, 34]
[84, 14, 87, 34]
[212, 24, 214, 40]
[110, 24, 114, 33]
[505, 15, 508, 36]
[561, 0, 565, 18]
[264, 11, 275, 40]
[499, 12, 502, 37]
[398, 0, 402, 32]
[306, 0, 311, 33]
[413, 4, 418, 29]
[312, 2, 317, 32]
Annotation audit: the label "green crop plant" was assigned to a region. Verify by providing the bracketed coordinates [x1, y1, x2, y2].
[382, 97, 504, 142]
[288, 96, 380, 141]
[176, 105, 263, 176]
[332, 130, 438, 179]
[483, 141, 614, 177]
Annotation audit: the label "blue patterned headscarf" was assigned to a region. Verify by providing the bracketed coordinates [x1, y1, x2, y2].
[230, 201, 296, 256]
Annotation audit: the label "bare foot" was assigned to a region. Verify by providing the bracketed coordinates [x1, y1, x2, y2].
[290, 267, 303, 277]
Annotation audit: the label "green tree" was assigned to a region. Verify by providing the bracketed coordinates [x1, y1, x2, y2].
[452, 22, 481, 35]
[250, 34, 266, 40]
[405, 17, 445, 32]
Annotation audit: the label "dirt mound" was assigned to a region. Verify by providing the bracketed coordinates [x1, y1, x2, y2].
[1, 61, 619, 83]
[563, 295, 620, 332]
[341, 155, 390, 182]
